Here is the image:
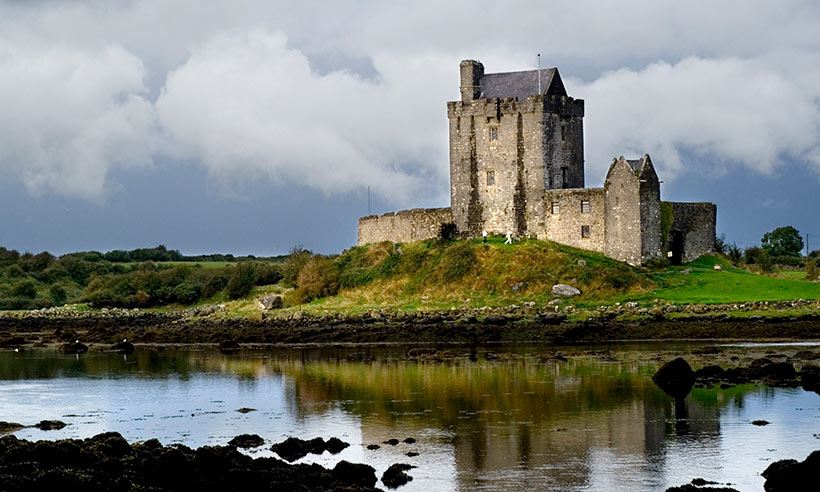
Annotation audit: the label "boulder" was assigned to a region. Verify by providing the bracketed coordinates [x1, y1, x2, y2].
[652, 358, 695, 398]
[762, 450, 820, 491]
[256, 295, 283, 310]
[382, 463, 416, 489]
[59, 341, 88, 354]
[112, 339, 135, 355]
[34, 420, 67, 431]
[552, 284, 581, 297]
[227, 434, 265, 449]
[332, 460, 377, 488]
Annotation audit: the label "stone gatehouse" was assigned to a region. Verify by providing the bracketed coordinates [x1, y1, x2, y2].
[358, 60, 716, 266]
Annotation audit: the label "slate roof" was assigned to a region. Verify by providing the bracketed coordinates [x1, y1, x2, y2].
[479, 68, 567, 100]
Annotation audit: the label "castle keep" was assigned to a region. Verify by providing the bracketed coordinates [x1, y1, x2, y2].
[358, 60, 716, 266]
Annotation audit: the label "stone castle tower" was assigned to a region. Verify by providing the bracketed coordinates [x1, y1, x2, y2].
[448, 60, 584, 237]
[358, 60, 716, 266]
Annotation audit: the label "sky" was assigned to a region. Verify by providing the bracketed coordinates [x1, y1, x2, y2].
[1, 0, 820, 256]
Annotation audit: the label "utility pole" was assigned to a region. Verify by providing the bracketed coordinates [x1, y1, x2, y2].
[537, 53, 541, 94]
[368, 185, 371, 215]
[807, 233, 810, 257]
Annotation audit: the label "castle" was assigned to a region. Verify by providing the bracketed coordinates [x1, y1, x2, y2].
[358, 60, 716, 266]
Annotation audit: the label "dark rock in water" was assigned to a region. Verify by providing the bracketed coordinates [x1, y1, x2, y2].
[34, 420, 67, 431]
[227, 434, 265, 449]
[693, 365, 725, 382]
[666, 480, 739, 491]
[271, 437, 309, 462]
[758, 362, 798, 385]
[325, 437, 349, 454]
[0, 421, 23, 434]
[406, 451, 419, 457]
[0, 432, 382, 491]
[762, 450, 820, 491]
[367, 444, 381, 450]
[332, 460, 377, 488]
[382, 463, 416, 489]
[403, 437, 416, 444]
[0, 336, 26, 348]
[385, 439, 400, 446]
[799, 365, 820, 393]
[59, 341, 88, 354]
[53, 328, 78, 342]
[750, 357, 773, 369]
[112, 339, 135, 354]
[235, 407, 256, 413]
[752, 420, 770, 426]
[218, 340, 240, 353]
[653, 358, 695, 398]
[792, 350, 819, 360]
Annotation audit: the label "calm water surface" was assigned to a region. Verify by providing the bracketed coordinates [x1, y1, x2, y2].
[1, 343, 819, 491]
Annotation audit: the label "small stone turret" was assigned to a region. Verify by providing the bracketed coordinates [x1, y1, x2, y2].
[460, 60, 484, 103]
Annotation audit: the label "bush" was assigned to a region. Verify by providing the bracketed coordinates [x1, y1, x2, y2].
[4, 264, 25, 279]
[744, 247, 766, 264]
[714, 234, 727, 255]
[282, 246, 312, 288]
[602, 265, 641, 290]
[807, 259, 819, 281]
[727, 243, 743, 265]
[771, 255, 803, 267]
[810, 250, 820, 260]
[225, 263, 257, 300]
[254, 263, 283, 286]
[293, 256, 339, 303]
[437, 241, 476, 283]
[12, 280, 37, 299]
[49, 284, 67, 304]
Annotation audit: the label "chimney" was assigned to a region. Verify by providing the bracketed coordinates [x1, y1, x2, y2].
[460, 60, 484, 103]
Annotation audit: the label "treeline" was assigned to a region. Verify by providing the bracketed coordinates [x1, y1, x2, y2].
[0, 245, 286, 310]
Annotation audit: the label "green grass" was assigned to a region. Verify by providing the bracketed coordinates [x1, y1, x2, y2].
[626, 256, 820, 304]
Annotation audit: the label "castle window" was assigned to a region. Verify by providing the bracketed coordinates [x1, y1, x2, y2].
[487, 170, 495, 185]
[551, 201, 560, 214]
[561, 167, 568, 188]
[581, 225, 590, 238]
[561, 125, 567, 142]
[581, 200, 590, 213]
[489, 127, 498, 142]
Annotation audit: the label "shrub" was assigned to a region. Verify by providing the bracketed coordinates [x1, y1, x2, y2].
[437, 241, 476, 283]
[254, 263, 283, 286]
[602, 265, 641, 290]
[744, 247, 766, 264]
[12, 280, 37, 299]
[282, 246, 312, 288]
[810, 250, 820, 260]
[49, 284, 67, 304]
[805, 258, 818, 281]
[293, 256, 339, 303]
[173, 282, 203, 304]
[4, 264, 25, 279]
[714, 234, 727, 255]
[727, 243, 743, 265]
[771, 255, 803, 267]
[225, 263, 257, 300]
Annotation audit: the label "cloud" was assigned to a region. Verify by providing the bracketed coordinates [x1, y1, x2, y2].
[0, 41, 157, 199]
[155, 30, 451, 204]
[574, 54, 820, 183]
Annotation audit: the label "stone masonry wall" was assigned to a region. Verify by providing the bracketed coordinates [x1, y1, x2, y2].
[666, 202, 716, 262]
[604, 161, 643, 266]
[358, 208, 453, 246]
[447, 94, 584, 238]
[541, 188, 605, 253]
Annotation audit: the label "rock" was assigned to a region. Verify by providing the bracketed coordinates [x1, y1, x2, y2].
[552, 284, 581, 297]
[256, 295, 283, 310]
[0, 336, 26, 348]
[0, 421, 23, 434]
[652, 358, 695, 398]
[227, 434, 265, 449]
[112, 339, 135, 354]
[693, 365, 725, 382]
[577, 259, 587, 266]
[680, 268, 691, 275]
[366, 444, 381, 450]
[382, 463, 416, 488]
[34, 420, 67, 431]
[385, 439, 400, 446]
[325, 437, 349, 454]
[402, 437, 416, 444]
[59, 341, 88, 354]
[799, 365, 820, 393]
[758, 362, 798, 385]
[406, 451, 419, 457]
[332, 460, 378, 488]
[665, 478, 739, 491]
[752, 420, 770, 426]
[762, 450, 820, 491]
[235, 407, 256, 414]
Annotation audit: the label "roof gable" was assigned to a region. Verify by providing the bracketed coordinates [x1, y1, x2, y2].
[479, 67, 567, 100]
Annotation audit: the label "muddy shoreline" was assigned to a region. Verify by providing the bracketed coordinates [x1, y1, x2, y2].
[2, 307, 820, 348]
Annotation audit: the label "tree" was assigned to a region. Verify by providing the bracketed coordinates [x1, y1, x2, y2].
[761, 226, 804, 258]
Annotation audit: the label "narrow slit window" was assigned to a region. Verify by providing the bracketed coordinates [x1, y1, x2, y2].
[490, 127, 498, 142]
[487, 170, 495, 186]
[581, 225, 590, 238]
[561, 125, 567, 142]
[561, 167, 568, 188]
[551, 201, 560, 214]
[581, 200, 590, 213]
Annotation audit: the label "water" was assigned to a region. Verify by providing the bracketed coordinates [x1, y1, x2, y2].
[1, 344, 819, 491]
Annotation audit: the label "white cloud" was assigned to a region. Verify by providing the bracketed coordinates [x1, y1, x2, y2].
[155, 30, 451, 203]
[574, 54, 820, 183]
[0, 41, 157, 199]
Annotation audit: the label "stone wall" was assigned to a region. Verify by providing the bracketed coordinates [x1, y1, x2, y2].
[447, 94, 584, 238]
[358, 208, 453, 246]
[541, 187, 605, 253]
[666, 202, 716, 262]
[604, 160, 643, 266]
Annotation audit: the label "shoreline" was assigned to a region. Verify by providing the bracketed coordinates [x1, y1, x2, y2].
[2, 302, 820, 348]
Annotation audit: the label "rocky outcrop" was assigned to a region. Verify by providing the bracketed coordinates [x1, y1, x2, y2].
[382, 463, 416, 488]
[762, 450, 820, 491]
[0, 432, 380, 492]
[652, 357, 695, 398]
[552, 284, 581, 297]
[270, 437, 350, 462]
